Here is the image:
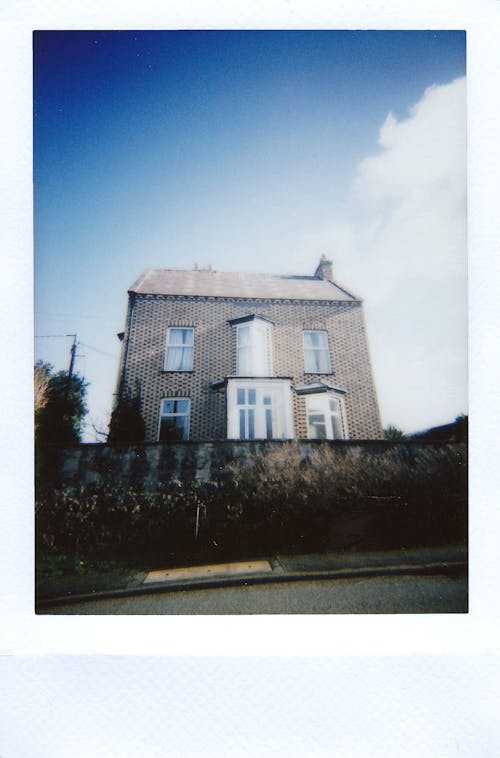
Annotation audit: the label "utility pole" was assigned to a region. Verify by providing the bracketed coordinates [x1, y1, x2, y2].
[66, 334, 77, 398]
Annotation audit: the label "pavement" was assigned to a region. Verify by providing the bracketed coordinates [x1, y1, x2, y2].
[35, 544, 467, 611]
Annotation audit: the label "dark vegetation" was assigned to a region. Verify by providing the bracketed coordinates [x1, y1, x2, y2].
[35, 361, 88, 446]
[107, 393, 146, 444]
[36, 442, 467, 577]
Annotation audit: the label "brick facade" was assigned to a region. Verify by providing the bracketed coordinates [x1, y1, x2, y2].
[115, 269, 383, 441]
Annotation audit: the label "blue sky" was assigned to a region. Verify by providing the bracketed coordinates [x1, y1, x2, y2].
[34, 30, 466, 439]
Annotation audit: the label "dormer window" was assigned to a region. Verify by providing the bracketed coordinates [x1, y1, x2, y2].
[230, 315, 273, 376]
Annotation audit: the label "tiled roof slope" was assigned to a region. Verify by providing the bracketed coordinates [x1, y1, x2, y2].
[130, 268, 358, 302]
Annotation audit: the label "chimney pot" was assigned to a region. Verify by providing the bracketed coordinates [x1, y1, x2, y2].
[314, 256, 333, 281]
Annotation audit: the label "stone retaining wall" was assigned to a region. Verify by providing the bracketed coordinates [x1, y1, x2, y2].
[37, 439, 463, 491]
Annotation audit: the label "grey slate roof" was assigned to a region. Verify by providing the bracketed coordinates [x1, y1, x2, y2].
[130, 268, 358, 302]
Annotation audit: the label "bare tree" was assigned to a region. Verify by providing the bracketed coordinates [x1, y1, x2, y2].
[34, 362, 50, 413]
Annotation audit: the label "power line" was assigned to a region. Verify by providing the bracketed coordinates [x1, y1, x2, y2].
[79, 341, 117, 359]
[34, 333, 77, 339]
[36, 310, 114, 321]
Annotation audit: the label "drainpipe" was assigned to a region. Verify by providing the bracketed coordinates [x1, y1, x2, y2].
[117, 291, 136, 404]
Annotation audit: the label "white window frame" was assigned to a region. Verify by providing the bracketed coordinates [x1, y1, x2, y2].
[305, 392, 348, 440]
[227, 379, 294, 440]
[164, 327, 194, 372]
[158, 397, 191, 441]
[235, 318, 272, 376]
[303, 330, 331, 373]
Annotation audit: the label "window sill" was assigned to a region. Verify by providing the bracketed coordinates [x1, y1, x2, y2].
[162, 370, 195, 374]
[304, 372, 336, 376]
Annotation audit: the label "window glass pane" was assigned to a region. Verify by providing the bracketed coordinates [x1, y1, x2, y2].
[253, 328, 268, 374]
[307, 396, 327, 414]
[159, 417, 186, 441]
[248, 389, 256, 405]
[317, 351, 330, 372]
[177, 416, 189, 438]
[303, 331, 316, 348]
[309, 413, 325, 425]
[331, 414, 343, 440]
[166, 346, 193, 370]
[239, 409, 246, 438]
[263, 395, 272, 405]
[237, 326, 251, 347]
[265, 408, 273, 439]
[329, 397, 340, 413]
[248, 409, 255, 439]
[174, 399, 189, 414]
[166, 347, 182, 370]
[307, 414, 327, 439]
[168, 329, 182, 346]
[237, 346, 251, 375]
[303, 349, 314, 373]
[169, 328, 193, 345]
[237, 388, 245, 405]
[304, 348, 329, 373]
[162, 400, 175, 414]
[304, 331, 327, 347]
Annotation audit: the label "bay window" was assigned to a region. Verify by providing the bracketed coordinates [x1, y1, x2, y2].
[233, 316, 272, 376]
[305, 392, 347, 440]
[227, 379, 293, 440]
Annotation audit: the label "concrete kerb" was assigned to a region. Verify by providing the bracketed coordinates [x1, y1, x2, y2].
[35, 557, 467, 611]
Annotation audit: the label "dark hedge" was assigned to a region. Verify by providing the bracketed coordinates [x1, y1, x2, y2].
[35, 442, 467, 570]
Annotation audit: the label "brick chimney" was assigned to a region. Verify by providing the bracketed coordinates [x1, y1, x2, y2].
[314, 255, 333, 281]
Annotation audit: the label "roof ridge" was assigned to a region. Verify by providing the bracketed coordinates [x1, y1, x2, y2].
[129, 267, 359, 301]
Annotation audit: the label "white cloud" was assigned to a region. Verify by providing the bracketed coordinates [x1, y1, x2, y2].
[356, 79, 466, 207]
[315, 77, 467, 433]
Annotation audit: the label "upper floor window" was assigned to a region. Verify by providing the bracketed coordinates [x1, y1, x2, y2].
[164, 327, 194, 371]
[235, 318, 272, 376]
[303, 330, 331, 373]
[158, 398, 190, 441]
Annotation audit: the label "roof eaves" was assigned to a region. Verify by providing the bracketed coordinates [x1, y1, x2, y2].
[227, 314, 275, 327]
[327, 279, 360, 301]
[294, 381, 348, 395]
[129, 269, 153, 294]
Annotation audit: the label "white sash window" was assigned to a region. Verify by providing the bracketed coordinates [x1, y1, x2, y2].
[158, 398, 190, 441]
[164, 327, 194, 371]
[303, 330, 331, 373]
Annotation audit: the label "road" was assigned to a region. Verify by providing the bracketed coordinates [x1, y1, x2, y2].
[40, 571, 467, 614]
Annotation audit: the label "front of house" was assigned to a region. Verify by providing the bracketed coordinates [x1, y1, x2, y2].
[114, 257, 383, 441]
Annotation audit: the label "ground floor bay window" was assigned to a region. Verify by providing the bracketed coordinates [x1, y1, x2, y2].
[305, 391, 347, 440]
[227, 379, 294, 440]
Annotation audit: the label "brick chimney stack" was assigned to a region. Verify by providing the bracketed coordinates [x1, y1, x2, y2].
[314, 255, 333, 281]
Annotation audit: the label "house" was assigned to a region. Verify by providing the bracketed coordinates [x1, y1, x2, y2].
[114, 257, 383, 442]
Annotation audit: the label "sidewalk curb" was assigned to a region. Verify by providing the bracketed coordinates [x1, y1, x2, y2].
[36, 559, 467, 610]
